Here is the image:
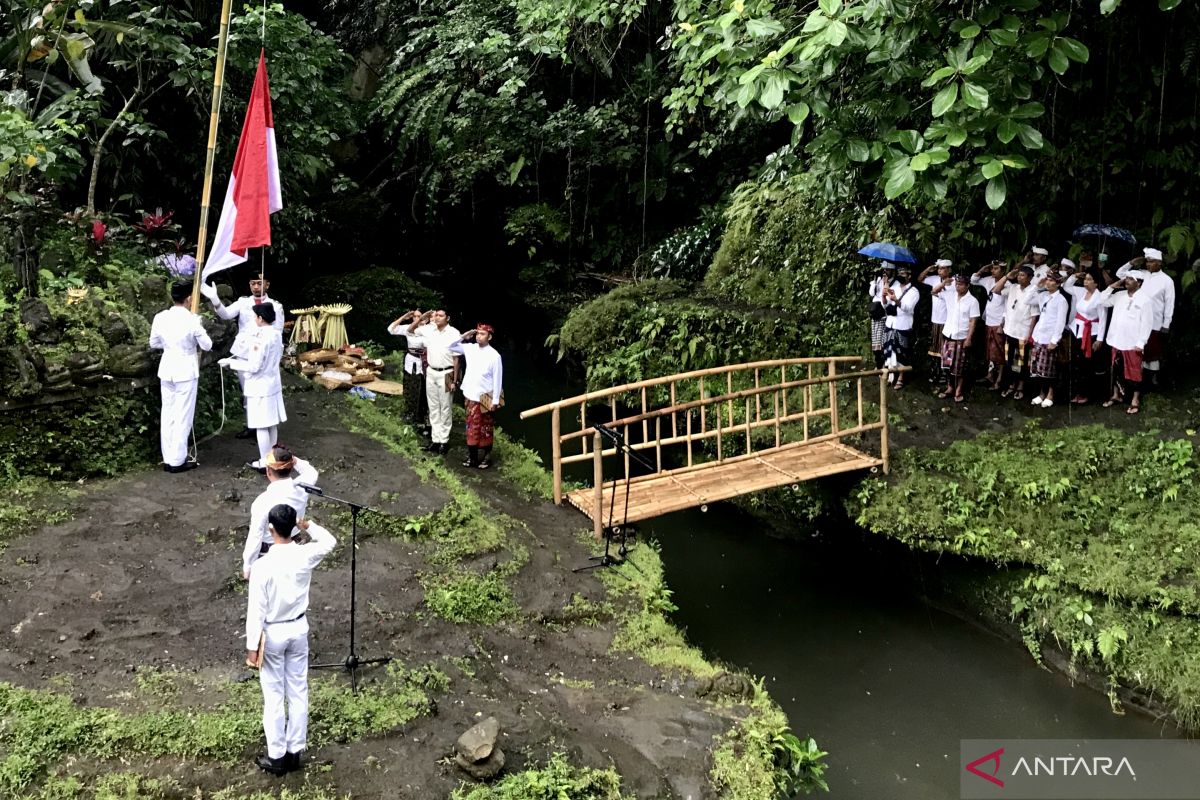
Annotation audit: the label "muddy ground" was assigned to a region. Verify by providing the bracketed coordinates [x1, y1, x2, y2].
[0, 383, 737, 798]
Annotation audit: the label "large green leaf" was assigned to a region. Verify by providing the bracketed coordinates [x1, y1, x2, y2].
[985, 174, 1007, 209]
[1017, 124, 1044, 149]
[786, 102, 811, 124]
[746, 17, 786, 37]
[981, 159, 1004, 179]
[932, 83, 958, 117]
[884, 160, 916, 198]
[846, 139, 870, 162]
[1048, 46, 1069, 75]
[825, 19, 849, 47]
[1058, 37, 1090, 62]
[962, 81, 989, 109]
[997, 118, 1019, 144]
[922, 65, 957, 87]
[988, 28, 1018, 46]
[758, 74, 786, 109]
[959, 23, 981, 39]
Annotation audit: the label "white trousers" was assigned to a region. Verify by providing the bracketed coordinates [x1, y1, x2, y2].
[160, 378, 198, 467]
[426, 369, 454, 444]
[259, 617, 310, 759]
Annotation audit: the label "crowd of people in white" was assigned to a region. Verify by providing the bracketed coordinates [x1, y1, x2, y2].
[868, 246, 1174, 414]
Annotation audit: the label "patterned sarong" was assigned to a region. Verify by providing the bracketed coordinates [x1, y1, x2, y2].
[883, 328, 911, 367]
[1005, 335, 1029, 375]
[1144, 329, 1165, 362]
[870, 318, 886, 350]
[941, 338, 968, 377]
[986, 324, 1005, 365]
[1029, 343, 1059, 379]
[1112, 349, 1144, 384]
[465, 400, 495, 447]
[927, 324, 945, 358]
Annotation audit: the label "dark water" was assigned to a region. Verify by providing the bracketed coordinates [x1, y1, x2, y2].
[496, 344, 1180, 800]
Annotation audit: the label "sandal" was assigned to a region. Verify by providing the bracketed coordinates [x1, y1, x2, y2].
[477, 461, 492, 469]
[937, 390, 952, 399]
[1101, 399, 1118, 408]
[893, 381, 905, 391]
[1013, 391, 1025, 400]
[954, 395, 965, 403]
[1126, 404, 1140, 415]
[1000, 387, 1014, 398]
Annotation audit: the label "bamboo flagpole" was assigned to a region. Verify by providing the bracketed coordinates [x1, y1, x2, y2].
[190, 0, 236, 313]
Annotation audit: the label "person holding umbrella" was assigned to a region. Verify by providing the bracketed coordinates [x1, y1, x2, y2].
[868, 261, 896, 369]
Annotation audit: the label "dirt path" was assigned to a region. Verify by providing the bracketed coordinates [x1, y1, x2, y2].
[0, 383, 740, 798]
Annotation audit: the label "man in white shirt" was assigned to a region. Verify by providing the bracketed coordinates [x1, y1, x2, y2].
[882, 267, 919, 389]
[200, 272, 284, 440]
[1029, 246, 1050, 280]
[245, 505, 336, 776]
[149, 282, 213, 473]
[995, 265, 1036, 400]
[1098, 270, 1155, 414]
[220, 305, 287, 470]
[918, 258, 953, 382]
[868, 262, 895, 369]
[387, 309, 430, 433]
[1025, 273, 1070, 408]
[449, 324, 504, 469]
[406, 309, 462, 455]
[1116, 247, 1175, 384]
[938, 274, 980, 402]
[243, 446, 320, 578]
[971, 261, 1008, 389]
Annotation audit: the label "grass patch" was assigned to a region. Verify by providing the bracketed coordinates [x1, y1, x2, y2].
[422, 570, 520, 624]
[0, 663, 441, 795]
[492, 428, 555, 501]
[0, 478, 75, 552]
[451, 751, 629, 800]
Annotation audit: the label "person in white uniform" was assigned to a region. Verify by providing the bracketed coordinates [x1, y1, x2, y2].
[149, 282, 213, 473]
[449, 324, 504, 469]
[387, 309, 429, 431]
[919, 258, 953, 382]
[868, 262, 895, 369]
[970, 261, 1008, 389]
[1097, 270, 1155, 415]
[200, 272, 284, 439]
[881, 266, 919, 389]
[1063, 270, 1109, 404]
[245, 504, 336, 776]
[220, 304, 286, 469]
[1024, 273, 1070, 408]
[406, 309, 462, 455]
[243, 446, 319, 578]
[1116, 247, 1175, 385]
[938, 274, 980, 402]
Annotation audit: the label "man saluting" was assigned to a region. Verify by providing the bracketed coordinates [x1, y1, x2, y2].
[245, 504, 336, 775]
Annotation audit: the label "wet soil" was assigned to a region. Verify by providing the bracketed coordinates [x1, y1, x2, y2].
[0, 382, 737, 798]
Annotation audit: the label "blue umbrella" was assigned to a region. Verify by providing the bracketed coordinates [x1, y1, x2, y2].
[1072, 224, 1136, 245]
[857, 242, 917, 263]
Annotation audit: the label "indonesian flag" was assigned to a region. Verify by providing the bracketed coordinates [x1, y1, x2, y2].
[202, 50, 283, 279]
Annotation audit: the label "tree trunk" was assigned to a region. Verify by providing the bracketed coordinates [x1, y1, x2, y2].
[14, 210, 40, 298]
[85, 86, 141, 218]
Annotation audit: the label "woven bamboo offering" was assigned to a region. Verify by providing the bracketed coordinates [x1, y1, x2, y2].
[289, 307, 322, 346]
[318, 304, 352, 350]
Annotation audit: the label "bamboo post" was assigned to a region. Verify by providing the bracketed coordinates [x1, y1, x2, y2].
[803, 384, 810, 441]
[726, 371, 733, 434]
[551, 406, 562, 505]
[670, 381, 677, 438]
[699, 379, 707, 434]
[773, 391, 781, 448]
[641, 386, 649, 444]
[716, 402, 723, 462]
[828, 361, 839, 435]
[857, 376, 864, 430]
[190, 0, 236, 312]
[780, 364, 788, 417]
[880, 371, 890, 474]
[580, 401, 588, 456]
[592, 430, 604, 540]
[655, 417, 662, 472]
[754, 368, 761, 423]
[686, 410, 694, 467]
[744, 397, 752, 454]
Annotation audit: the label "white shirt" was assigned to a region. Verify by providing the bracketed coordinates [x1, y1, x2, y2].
[1063, 277, 1108, 342]
[213, 295, 284, 358]
[1026, 289, 1069, 346]
[149, 306, 212, 381]
[924, 275, 951, 324]
[449, 341, 503, 403]
[1001, 283, 1036, 340]
[971, 275, 1006, 326]
[225, 326, 283, 397]
[245, 522, 336, 650]
[1116, 262, 1175, 330]
[1098, 287, 1154, 351]
[386, 322, 426, 375]
[883, 283, 919, 331]
[408, 323, 462, 370]
[941, 290, 980, 341]
[869, 276, 890, 304]
[242, 457, 320, 575]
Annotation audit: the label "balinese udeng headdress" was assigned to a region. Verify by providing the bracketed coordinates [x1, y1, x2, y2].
[266, 447, 295, 472]
[476, 323, 495, 335]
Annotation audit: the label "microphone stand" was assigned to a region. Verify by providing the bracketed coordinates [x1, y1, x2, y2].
[300, 483, 390, 692]
[573, 423, 647, 574]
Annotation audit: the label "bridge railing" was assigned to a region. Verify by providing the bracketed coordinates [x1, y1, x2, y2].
[520, 357, 905, 506]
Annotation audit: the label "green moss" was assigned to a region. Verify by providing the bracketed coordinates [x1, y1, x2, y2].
[421, 569, 519, 624]
[450, 751, 629, 800]
[0, 477, 74, 552]
[493, 428, 554, 501]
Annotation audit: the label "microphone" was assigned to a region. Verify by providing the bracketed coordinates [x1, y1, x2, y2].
[298, 482, 324, 496]
[593, 423, 625, 443]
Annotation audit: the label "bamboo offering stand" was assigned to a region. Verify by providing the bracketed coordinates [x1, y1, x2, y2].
[520, 358, 909, 540]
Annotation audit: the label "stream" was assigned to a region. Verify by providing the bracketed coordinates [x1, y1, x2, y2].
[492, 338, 1180, 799]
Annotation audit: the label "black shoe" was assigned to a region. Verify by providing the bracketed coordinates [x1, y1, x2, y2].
[437, 443, 450, 455]
[284, 751, 303, 772]
[165, 461, 198, 474]
[420, 441, 438, 452]
[255, 753, 289, 776]
[236, 427, 256, 440]
[245, 461, 267, 475]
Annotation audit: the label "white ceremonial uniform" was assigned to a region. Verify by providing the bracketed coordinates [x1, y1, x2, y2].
[245, 522, 336, 761]
[971, 275, 1007, 327]
[1063, 277, 1108, 343]
[1098, 288, 1154, 352]
[386, 321, 426, 376]
[243, 458, 320, 576]
[149, 306, 213, 467]
[225, 327, 286, 428]
[1001, 283, 1036, 340]
[213, 295, 285, 360]
[1026, 290, 1069, 346]
[924, 275, 950, 326]
[408, 323, 462, 445]
[884, 283, 919, 331]
[449, 341, 504, 403]
[941, 291, 980, 341]
[1116, 263, 1176, 332]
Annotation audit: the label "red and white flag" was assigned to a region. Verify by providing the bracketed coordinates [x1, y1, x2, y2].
[202, 50, 283, 280]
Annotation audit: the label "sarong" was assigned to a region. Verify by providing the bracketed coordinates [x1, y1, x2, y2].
[870, 318, 886, 350]
[465, 400, 495, 447]
[1029, 343, 1059, 379]
[927, 324, 945, 358]
[883, 328, 911, 367]
[1144, 329, 1165, 362]
[1005, 335, 1028, 375]
[986, 324, 1005, 365]
[940, 338, 968, 377]
[1112, 348, 1144, 384]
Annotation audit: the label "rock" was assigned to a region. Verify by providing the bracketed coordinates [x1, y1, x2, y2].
[695, 671, 755, 701]
[105, 343, 154, 378]
[42, 362, 73, 392]
[456, 716, 500, 763]
[455, 746, 505, 781]
[101, 313, 131, 345]
[65, 352, 105, 385]
[223, 489, 241, 503]
[139, 276, 168, 319]
[20, 298, 59, 344]
[203, 316, 237, 356]
[0, 344, 42, 397]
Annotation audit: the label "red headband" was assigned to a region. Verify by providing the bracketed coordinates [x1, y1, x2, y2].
[477, 323, 494, 334]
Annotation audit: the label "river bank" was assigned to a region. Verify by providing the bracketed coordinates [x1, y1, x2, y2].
[0, 377, 823, 799]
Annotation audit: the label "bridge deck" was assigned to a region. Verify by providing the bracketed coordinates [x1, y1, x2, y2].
[565, 440, 882, 525]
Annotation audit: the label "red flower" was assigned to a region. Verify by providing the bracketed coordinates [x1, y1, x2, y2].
[134, 207, 174, 236]
[91, 219, 107, 244]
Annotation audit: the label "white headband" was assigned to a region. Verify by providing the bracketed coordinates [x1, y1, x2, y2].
[1060, 258, 1075, 269]
[1031, 246, 1048, 256]
[1143, 247, 1163, 261]
[935, 259, 952, 268]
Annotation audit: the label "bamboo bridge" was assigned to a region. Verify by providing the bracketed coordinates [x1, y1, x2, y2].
[520, 357, 905, 539]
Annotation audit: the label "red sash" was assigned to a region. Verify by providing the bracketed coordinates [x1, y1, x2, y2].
[1074, 312, 1098, 357]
